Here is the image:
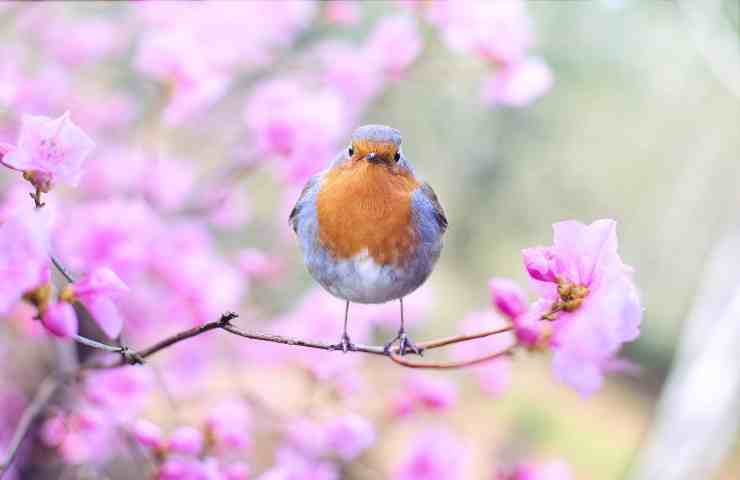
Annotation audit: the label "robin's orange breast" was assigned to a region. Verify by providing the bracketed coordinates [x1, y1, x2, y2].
[316, 161, 421, 265]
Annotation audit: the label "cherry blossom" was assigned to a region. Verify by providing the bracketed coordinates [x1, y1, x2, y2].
[2, 112, 94, 190]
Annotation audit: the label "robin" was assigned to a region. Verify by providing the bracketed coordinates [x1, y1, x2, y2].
[289, 125, 447, 355]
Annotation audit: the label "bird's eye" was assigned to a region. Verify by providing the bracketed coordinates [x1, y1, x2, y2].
[394, 152, 401, 162]
[348, 147, 354, 157]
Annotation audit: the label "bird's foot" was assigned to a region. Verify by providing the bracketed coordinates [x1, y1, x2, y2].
[384, 330, 423, 357]
[330, 333, 354, 353]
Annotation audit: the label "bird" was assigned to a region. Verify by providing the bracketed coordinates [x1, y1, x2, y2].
[289, 125, 447, 355]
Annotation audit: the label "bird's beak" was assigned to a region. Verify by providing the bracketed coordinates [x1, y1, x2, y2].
[365, 152, 381, 164]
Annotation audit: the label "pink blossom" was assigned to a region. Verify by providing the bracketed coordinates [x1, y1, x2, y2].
[498, 460, 573, 480]
[222, 462, 250, 480]
[41, 302, 78, 338]
[325, 1, 361, 25]
[324, 414, 376, 461]
[132, 419, 165, 451]
[41, 414, 67, 447]
[244, 77, 349, 184]
[3, 112, 94, 189]
[314, 41, 384, 110]
[134, 30, 230, 125]
[73, 267, 128, 298]
[41, 17, 125, 66]
[392, 428, 469, 480]
[71, 267, 128, 338]
[522, 246, 558, 283]
[481, 57, 553, 107]
[84, 368, 154, 417]
[238, 248, 284, 283]
[389, 393, 417, 418]
[258, 447, 338, 480]
[135, 2, 316, 124]
[489, 277, 528, 319]
[158, 457, 219, 480]
[523, 219, 642, 396]
[406, 373, 458, 411]
[427, 0, 533, 64]
[168, 426, 204, 456]
[283, 418, 327, 457]
[205, 399, 252, 451]
[46, 408, 114, 465]
[0, 210, 49, 315]
[364, 15, 422, 79]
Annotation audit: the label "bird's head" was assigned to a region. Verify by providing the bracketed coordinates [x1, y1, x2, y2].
[346, 124, 407, 169]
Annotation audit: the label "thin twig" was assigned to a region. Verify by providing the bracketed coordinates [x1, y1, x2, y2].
[388, 345, 517, 369]
[50, 255, 75, 283]
[0, 376, 62, 479]
[72, 334, 123, 353]
[416, 324, 513, 350]
[222, 323, 387, 356]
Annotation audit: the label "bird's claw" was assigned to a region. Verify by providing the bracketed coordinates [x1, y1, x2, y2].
[330, 333, 353, 353]
[384, 331, 423, 357]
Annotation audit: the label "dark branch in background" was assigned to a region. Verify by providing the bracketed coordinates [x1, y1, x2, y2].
[0, 376, 63, 479]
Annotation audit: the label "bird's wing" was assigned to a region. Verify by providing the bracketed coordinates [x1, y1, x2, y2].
[417, 182, 448, 234]
[289, 174, 320, 234]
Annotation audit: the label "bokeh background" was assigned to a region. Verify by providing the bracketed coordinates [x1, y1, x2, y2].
[1, 1, 739, 479]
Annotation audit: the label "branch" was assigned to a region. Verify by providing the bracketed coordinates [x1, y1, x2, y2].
[84, 312, 517, 371]
[0, 375, 63, 479]
[389, 345, 516, 369]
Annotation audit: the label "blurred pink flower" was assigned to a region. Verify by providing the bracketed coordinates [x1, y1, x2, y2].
[489, 277, 528, 319]
[135, 30, 230, 126]
[392, 428, 469, 480]
[325, 1, 361, 25]
[452, 311, 514, 396]
[497, 460, 573, 480]
[43, 407, 113, 465]
[314, 41, 384, 110]
[41, 414, 67, 447]
[42, 17, 125, 66]
[168, 426, 204, 456]
[427, 0, 533, 64]
[324, 414, 376, 461]
[132, 419, 165, 451]
[364, 15, 422, 80]
[283, 418, 327, 458]
[41, 301, 78, 338]
[135, 1, 316, 124]
[406, 373, 458, 411]
[238, 248, 285, 283]
[158, 457, 222, 480]
[258, 447, 339, 480]
[481, 57, 553, 107]
[84, 368, 154, 418]
[0, 210, 49, 315]
[70, 267, 128, 338]
[206, 399, 252, 452]
[3, 112, 94, 190]
[244, 77, 349, 184]
[222, 462, 250, 480]
[141, 156, 196, 212]
[523, 219, 642, 396]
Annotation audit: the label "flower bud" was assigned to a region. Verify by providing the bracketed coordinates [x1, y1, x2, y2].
[489, 277, 527, 319]
[522, 246, 558, 283]
[41, 302, 78, 338]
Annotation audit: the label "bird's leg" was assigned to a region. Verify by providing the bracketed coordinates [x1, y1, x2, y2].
[384, 298, 423, 356]
[331, 301, 354, 353]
